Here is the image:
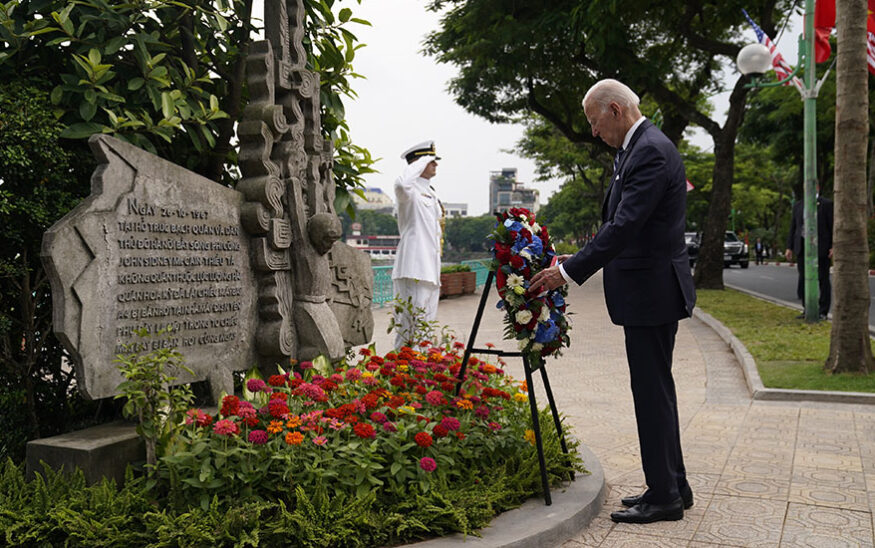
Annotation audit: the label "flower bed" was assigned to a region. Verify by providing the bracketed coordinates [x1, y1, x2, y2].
[155, 341, 581, 545]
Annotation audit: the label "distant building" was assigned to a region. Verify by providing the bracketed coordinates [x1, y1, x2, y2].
[345, 222, 400, 260]
[489, 168, 540, 214]
[444, 202, 468, 217]
[352, 187, 394, 214]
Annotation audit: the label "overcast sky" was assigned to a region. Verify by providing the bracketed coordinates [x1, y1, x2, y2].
[341, 1, 561, 216]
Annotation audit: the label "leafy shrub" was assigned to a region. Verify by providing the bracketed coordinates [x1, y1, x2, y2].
[440, 264, 472, 273]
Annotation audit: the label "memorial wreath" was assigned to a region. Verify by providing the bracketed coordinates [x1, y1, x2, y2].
[490, 208, 571, 363]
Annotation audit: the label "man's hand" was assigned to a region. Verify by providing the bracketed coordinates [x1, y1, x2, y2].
[527, 265, 568, 297]
[784, 249, 792, 262]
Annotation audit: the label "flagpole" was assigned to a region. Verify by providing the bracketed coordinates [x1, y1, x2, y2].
[737, 5, 822, 322]
[801, 0, 820, 322]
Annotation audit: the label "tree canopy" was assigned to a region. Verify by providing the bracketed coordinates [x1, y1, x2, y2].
[0, 0, 375, 191]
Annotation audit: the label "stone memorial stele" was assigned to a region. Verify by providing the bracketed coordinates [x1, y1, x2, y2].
[41, 0, 374, 407]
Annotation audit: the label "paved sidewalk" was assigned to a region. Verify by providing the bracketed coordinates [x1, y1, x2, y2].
[372, 272, 875, 547]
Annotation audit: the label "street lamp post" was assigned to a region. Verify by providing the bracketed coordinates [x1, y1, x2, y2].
[737, 1, 828, 322]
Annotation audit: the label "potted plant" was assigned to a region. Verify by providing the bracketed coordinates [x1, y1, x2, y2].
[440, 264, 475, 297]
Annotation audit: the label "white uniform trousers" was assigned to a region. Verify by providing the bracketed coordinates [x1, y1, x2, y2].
[392, 277, 440, 349]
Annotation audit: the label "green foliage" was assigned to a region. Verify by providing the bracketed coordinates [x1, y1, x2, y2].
[0, 405, 582, 547]
[440, 264, 471, 273]
[0, 0, 374, 189]
[114, 328, 194, 469]
[387, 297, 454, 348]
[0, 79, 99, 463]
[696, 289, 875, 390]
[444, 214, 495, 253]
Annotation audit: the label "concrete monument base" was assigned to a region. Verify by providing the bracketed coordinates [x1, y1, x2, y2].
[26, 421, 144, 485]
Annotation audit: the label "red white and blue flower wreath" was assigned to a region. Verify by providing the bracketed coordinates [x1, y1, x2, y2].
[489, 208, 570, 363]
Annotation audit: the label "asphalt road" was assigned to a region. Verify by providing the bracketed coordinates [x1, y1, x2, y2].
[719, 262, 875, 328]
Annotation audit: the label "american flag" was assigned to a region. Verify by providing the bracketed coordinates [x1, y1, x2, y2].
[868, 31, 875, 75]
[742, 10, 804, 92]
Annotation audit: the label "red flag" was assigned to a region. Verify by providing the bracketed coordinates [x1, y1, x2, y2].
[814, 0, 835, 63]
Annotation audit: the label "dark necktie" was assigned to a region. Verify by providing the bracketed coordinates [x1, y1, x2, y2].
[613, 147, 625, 175]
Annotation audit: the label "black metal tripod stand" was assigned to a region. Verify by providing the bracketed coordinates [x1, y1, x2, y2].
[454, 270, 573, 505]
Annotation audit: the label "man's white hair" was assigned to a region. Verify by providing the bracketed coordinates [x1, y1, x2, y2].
[582, 79, 640, 112]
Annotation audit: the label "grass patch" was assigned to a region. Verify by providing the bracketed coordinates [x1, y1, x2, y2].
[696, 289, 875, 393]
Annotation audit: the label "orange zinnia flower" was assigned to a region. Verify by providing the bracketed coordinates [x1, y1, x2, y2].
[267, 420, 284, 434]
[286, 416, 302, 429]
[285, 431, 304, 445]
[455, 399, 474, 410]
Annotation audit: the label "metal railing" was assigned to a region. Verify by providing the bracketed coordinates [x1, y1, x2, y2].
[371, 259, 492, 306]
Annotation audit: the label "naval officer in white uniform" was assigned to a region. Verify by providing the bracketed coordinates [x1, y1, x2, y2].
[392, 140, 443, 349]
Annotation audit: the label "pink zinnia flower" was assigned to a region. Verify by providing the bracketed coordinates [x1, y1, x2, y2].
[248, 430, 268, 444]
[475, 406, 490, 418]
[312, 436, 328, 446]
[488, 421, 502, 431]
[345, 368, 362, 381]
[213, 419, 239, 436]
[246, 378, 268, 393]
[425, 390, 445, 406]
[300, 383, 326, 401]
[419, 457, 437, 472]
[382, 421, 397, 433]
[440, 416, 461, 431]
[370, 411, 388, 423]
[238, 406, 256, 420]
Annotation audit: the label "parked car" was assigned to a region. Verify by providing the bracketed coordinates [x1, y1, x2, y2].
[724, 231, 749, 268]
[684, 232, 699, 266]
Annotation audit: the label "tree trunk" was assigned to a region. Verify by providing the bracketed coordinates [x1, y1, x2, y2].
[693, 79, 751, 289]
[825, 0, 873, 374]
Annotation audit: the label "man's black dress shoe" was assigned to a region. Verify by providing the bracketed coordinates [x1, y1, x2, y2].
[610, 498, 684, 524]
[621, 490, 693, 509]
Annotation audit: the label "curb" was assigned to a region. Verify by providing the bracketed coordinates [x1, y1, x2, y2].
[693, 308, 875, 405]
[407, 443, 606, 548]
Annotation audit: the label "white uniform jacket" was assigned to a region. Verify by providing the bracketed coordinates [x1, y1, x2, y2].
[392, 156, 442, 285]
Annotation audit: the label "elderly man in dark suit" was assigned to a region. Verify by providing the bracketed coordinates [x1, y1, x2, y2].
[784, 194, 834, 319]
[528, 79, 696, 524]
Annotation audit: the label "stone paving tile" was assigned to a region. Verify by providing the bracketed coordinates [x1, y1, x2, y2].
[722, 458, 793, 479]
[789, 467, 869, 511]
[692, 494, 786, 547]
[780, 502, 874, 547]
[713, 475, 790, 500]
[598, 530, 689, 547]
[561, 516, 614, 547]
[793, 450, 864, 472]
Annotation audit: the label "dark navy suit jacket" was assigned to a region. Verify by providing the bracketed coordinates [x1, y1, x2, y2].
[562, 120, 696, 326]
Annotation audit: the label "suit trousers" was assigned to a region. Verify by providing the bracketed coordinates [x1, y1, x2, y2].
[624, 322, 688, 504]
[795, 252, 831, 316]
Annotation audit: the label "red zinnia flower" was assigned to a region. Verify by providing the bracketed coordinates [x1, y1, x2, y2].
[414, 431, 433, 448]
[268, 374, 287, 387]
[220, 395, 240, 416]
[248, 430, 268, 445]
[353, 422, 376, 439]
[432, 424, 449, 438]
